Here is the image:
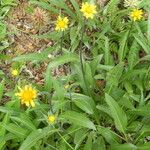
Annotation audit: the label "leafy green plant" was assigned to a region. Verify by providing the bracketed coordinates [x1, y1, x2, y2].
[0, 0, 150, 149]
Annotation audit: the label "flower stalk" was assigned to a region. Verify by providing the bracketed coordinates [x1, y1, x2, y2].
[60, 31, 64, 54]
[79, 19, 89, 94]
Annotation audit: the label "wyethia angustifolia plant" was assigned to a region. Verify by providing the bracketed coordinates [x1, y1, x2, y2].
[0, 0, 150, 149]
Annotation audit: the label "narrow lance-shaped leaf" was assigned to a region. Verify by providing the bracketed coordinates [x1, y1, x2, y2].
[13, 47, 54, 62]
[0, 80, 4, 101]
[105, 93, 127, 134]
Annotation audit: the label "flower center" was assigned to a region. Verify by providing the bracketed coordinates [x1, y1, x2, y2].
[58, 21, 66, 28]
[85, 6, 93, 14]
[22, 90, 34, 101]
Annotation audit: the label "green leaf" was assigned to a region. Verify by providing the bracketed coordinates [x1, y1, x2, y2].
[83, 133, 93, 150]
[0, 114, 10, 149]
[148, 13, 150, 41]
[97, 126, 121, 144]
[134, 34, 150, 54]
[74, 129, 88, 150]
[106, 62, 124, 88]
[2, 123, 28, 139]
[47, 0, 76, 19]
[104, 36, 111, 65]
[0, 80, 4, 101]
[128, 40, 140, 70]
[10, 113, 36, 131]
[69, 0, 81, 18]
[92, 136, 106, 150]
[46, 53, 78, 69]
[118, 31, 129, 62]
[29, 0, 59, 13]
[138, 142, 150, 150]
[70, 93, 95, 114]
[19, 127, 58, 150]
[45, 53, 78, 92]
[105, 93, 127, 134]
[105, 0, 120, 14]
[60, 111, 96, 130]
[111, 143, 137, 150]
[13, 47, 53, 62]
[0, 22, 7, 39]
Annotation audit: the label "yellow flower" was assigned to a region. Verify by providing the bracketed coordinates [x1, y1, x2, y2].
[130, 9, 144, 21]
[80, 2, 97, 19]
[48, 115, 56, 124]
[11, 69, 18, 76]
[55, 16, 69, 31]
[64, 84, 69, 89]
[15, 85, 37, 107]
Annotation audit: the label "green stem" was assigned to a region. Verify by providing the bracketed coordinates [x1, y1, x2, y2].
[79, 19, 89, 95]
[53, 126, 75, 150]
[60, 31, 64, 54]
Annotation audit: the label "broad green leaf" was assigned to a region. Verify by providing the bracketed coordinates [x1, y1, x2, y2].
[0, 106, 20, 114]
[105, 93, 127, 134]
[134, 34, 150, 54]
[0, 114, 10, 149]
[83, 133, 93, 150]
[10, 113, 36, 131]
[96, 105, 111, 117]
[60, 111, 96, 130]
[129, 104, 150, 116]
[13, 47, 53, 62]
[69, 93, 95, 114]
[106, 62, 124, 88]
[138, 142, 150, 150]
[19, 127, 58, 150]
[74, 129, 88, 150]
[2, 123, 28, 139]
[111, 143, 137, 150]
[97, 126, 121, 144]
[92, 136, 106, 150]
[46, 53, 78, 69]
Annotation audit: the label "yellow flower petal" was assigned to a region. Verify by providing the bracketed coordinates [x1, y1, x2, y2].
[30, 100, 35, 107]
[80, 2, 97, 19]
[48, 115, 56, 124]
[55, 16, 69, 31]
[130, 9, 144, 21]
[11, 69, 18, 76]
[15, 85, 37, 107]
